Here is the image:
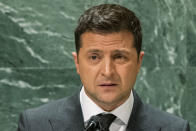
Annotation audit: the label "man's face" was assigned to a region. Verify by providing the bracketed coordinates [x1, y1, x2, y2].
[73, 31, 144, 111]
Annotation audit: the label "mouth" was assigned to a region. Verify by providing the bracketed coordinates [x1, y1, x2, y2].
[99, 83, 118, 87]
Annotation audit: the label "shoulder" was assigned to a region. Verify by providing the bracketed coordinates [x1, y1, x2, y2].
[25, 93, 78, 119]
[141, 103, 189, 130]
[131, 91, 190, 130]
[17, 93, 80, 131]
[17, 92, 83, 131]
[20, 93, 79, 124]
[25, 97, 67, 118]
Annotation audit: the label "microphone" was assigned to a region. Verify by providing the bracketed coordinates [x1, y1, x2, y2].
[84, 115, 100, 131]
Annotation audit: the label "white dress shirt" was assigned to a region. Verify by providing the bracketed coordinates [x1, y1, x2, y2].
[80, 87, 134, 131]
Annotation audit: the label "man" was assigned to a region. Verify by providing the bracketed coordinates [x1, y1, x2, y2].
[18, 4, 190, 131]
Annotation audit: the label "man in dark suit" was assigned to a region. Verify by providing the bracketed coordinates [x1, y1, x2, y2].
[18, 4, 190, 131]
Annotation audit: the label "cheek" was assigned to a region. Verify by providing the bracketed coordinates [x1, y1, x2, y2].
[117, 64, 138, 84]
[78, 64, 97, 85]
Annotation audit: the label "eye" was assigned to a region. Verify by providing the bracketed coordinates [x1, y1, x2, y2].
[115, 55, 124, 59]
[91, 55, 98, 60]
[113, 54, 128, 63]
[88, 54, 101, 64]
[114, 54, 126, 59]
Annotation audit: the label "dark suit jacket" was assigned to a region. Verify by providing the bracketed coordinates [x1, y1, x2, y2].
[17, 91, 190, 131]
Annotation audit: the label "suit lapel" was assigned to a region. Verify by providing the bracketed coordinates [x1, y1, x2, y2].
[49, 92, 85, 131]
[48, 90, 162, 131]
[126, 91, 161, 131]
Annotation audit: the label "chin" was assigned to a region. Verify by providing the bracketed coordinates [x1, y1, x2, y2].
[98, 95, 119, 105]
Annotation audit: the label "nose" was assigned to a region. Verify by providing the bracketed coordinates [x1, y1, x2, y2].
[101, 58, 115, 77]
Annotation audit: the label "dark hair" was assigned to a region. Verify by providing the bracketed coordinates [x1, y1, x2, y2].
[74, 4, 142, 55]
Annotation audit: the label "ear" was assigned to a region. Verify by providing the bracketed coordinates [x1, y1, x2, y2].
[137, 51, 144, 73]
[72, 52, 80, 74]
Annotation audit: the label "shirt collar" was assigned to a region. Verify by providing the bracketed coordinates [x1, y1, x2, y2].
[80, 86, 134, 125]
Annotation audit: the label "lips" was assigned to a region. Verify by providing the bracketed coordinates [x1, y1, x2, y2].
[99, 83, 118, 86]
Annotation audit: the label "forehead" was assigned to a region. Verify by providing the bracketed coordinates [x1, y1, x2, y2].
[80, 31, 134, 50]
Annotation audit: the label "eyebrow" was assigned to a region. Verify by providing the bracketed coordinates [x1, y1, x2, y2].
[86, 49, 131, 54]
[87, 49, 103, 53]
[112, 49, 130, 55]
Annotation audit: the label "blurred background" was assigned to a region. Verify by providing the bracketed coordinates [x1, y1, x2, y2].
[0, 0, 195, 130]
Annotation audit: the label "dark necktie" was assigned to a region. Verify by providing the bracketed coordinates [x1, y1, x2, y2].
[85, 113, 116, 131]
